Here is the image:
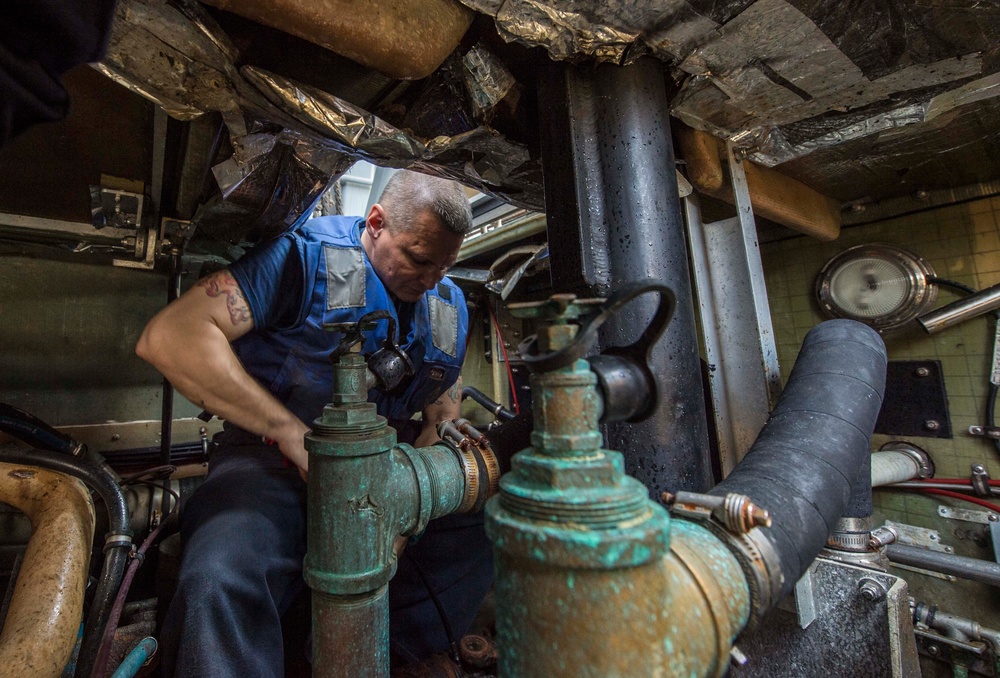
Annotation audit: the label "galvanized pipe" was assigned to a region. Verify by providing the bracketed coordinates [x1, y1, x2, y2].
[0, 463, 95, 678]
[919, 282, 1000, 333]
[887, 544, 1000, 587]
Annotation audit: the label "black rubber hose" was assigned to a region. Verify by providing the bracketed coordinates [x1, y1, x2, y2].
[709, 319, 887, 601]
[0, 446, 132, 678]
[0, 402, 82, 456]
[462, 387, 517, 422]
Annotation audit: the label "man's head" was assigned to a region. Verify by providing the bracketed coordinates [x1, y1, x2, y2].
[362, 171, 473, 302]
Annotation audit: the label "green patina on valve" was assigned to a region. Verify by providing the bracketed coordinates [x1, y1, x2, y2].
[304, 343, 471, 678]
[487, 294, 671, 570]
[485, 292, 751, 678]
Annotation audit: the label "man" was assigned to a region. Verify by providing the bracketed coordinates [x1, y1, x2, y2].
[137, 171, 491, 676]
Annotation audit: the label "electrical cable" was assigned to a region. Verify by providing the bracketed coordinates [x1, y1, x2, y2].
[487, 302, 520, 415]
[902, 487, 1000, 513]
[90, 510, 176, 677]
[403, 549, 460, 663]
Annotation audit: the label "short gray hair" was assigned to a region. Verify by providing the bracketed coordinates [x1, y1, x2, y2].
[378, 171, 473, 236]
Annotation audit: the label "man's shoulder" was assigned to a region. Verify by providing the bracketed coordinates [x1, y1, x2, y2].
[296, 216, 365, 245]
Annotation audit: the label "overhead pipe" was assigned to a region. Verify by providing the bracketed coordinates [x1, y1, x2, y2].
[0, 463, 95, 678]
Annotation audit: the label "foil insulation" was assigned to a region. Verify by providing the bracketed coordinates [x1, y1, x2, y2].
[97, 0, 539, 245]
[462, 0, 1000, 166]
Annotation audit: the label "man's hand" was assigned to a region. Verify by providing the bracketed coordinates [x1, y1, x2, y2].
[273, 419, 311, 479]
[136, 269, 311, 473]
[414, 376, 463, 448]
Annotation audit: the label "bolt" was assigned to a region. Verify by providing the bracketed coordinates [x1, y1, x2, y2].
[915, 189, 930, 201]
[111, 433, 121, 442]
[924, 420, 941, 431]
[989, 514, 998, 522]
[973, 464, 986, 474]
[928, 644, 941, 657]
[850, 203, 867, 213]
[915, 367, 930, 377]
[859, 578, 886, 602]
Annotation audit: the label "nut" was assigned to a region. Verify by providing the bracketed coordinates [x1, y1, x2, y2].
[858, 578, 886, 602]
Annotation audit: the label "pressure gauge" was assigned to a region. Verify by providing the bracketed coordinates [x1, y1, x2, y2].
[815, 244, 937, 332]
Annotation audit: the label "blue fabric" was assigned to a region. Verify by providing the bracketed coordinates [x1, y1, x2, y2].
[162, 217, 489, 677]
[229, 216, 468, 424]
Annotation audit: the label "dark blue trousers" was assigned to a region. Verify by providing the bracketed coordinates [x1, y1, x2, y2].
[160, 435, 494, 677]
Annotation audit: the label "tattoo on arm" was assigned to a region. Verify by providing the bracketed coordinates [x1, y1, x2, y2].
[198, 271, 251, 326]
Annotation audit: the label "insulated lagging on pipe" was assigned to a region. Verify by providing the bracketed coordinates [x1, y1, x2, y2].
[0, 445, 133, 678]
[709, 319, 887, 604]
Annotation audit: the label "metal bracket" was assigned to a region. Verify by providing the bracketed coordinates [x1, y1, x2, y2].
[969, 425, 1000, 440]
[938, 505, 1000, 525]
[885, 521, 954, 554]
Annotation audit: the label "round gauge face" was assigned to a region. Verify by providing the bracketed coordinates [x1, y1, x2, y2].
[828, 256, 910, 319]
[815, 244, 937, 332]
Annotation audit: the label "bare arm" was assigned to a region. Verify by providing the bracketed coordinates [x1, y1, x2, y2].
[135, 269, 310, 471]
[414, 376, 463, 448]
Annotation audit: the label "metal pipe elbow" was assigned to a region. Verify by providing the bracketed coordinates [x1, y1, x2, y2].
[661, 520, 752, 677]
[0, 462, 95, 677]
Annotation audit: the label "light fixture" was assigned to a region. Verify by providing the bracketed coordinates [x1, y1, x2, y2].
[815, 244, 937, 332]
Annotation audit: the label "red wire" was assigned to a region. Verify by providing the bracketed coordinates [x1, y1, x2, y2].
[909, 487, 1000, 513]
[488, 302, 521, 415]
[913, 477, 1000, 487]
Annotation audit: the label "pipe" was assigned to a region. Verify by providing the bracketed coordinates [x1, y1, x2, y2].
[872, 450, 926, 486]
[918, 282, 1000, 333]
[91, 513, 174, 678]
[537, 55, 713, 496]
[110, 637, 157, 678]
[887, 544, 1000, 587]
[160, 251, 183, 465]
[0, 446, 133, 678]
[461, 386, 516, 422]
[709, 319, 887, 608]
[914, 601, 1000, 675]
[305, 351, 499, 677]
[487, 296, 750, 677]
[0, 402, 83, 456]
[0, 463, 95, 678]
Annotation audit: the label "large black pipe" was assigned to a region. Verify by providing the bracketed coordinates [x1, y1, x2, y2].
[0, 446, 132, 678]
[0, 402, 82, 456]
[538, 56, 713, 495]
[710, 320, 887, 600]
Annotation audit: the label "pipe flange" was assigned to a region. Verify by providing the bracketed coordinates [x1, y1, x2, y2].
[879, 441, 935, 479]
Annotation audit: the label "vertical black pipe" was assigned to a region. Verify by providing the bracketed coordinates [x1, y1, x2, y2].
[159, 251, 183, 465]
[538, 57, 713, 495]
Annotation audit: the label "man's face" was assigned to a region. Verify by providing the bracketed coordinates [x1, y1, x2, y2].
[364, 206, 464, 303]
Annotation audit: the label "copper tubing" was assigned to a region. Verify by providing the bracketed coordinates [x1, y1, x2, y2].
[0, 463, 95, 677]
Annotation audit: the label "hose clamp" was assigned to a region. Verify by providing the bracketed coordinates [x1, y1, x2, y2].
[103, 532, 133, 553]
[664, 491, 783, 629]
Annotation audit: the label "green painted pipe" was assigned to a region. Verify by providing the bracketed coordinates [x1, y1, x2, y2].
[304, 350, 473, 678]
